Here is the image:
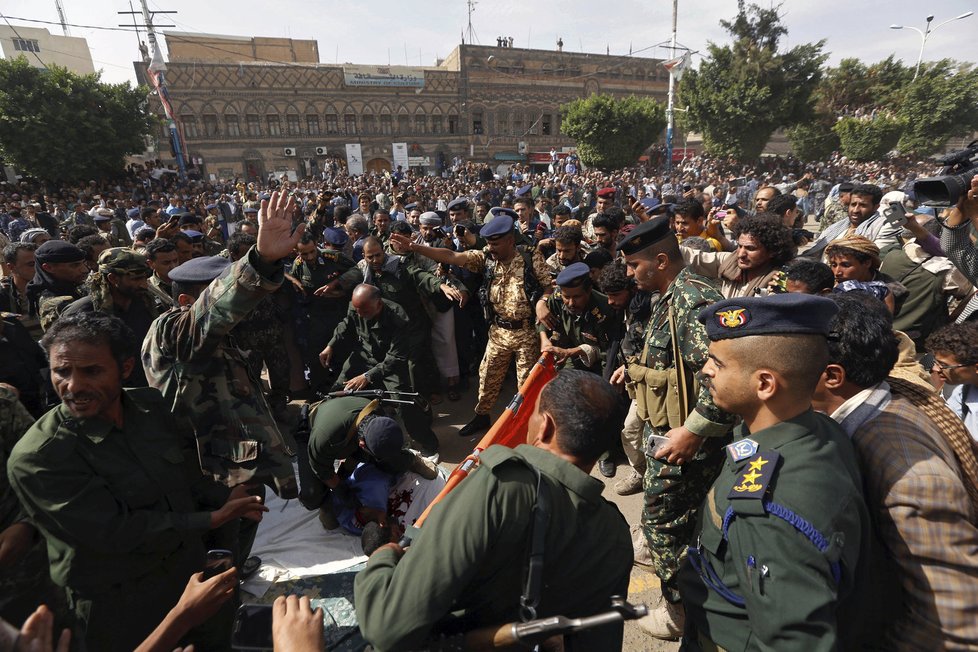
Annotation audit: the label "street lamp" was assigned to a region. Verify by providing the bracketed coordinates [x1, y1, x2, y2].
[890, 11, 974, 81]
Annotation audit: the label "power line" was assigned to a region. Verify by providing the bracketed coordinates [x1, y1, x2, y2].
[0, 12, 50, 69]
[1, 15, 141, 33]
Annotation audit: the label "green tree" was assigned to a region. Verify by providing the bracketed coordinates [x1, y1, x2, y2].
[0, 58, 154, 181]
[560, 94, 666, 170]
[833, 115, 904, 161]
[896, 60, 978, 156]
[679, 2, 826, 159]
[786, 119, 839, 162]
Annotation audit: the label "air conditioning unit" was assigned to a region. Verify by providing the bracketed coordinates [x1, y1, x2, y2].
[283, 147, 297, 157]
[315, 146, 328, 156]
[518, 141, 528, 154]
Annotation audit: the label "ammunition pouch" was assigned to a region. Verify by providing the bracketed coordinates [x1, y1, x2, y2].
[626, 362, 688, 430]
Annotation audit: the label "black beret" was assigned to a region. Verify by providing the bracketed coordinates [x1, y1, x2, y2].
[178, 213, 202, 226]
[489, 207, 519, 221]
[35, 239, 85, 263]
[516, 184, 532, 197]
[447, 197, 470, 212]
[481, 214, 515, 239]
[617, 215, 674, 256]
[323, 226, 348, 247]
[838, 182, 854, 193]
[361, 416, 413, 473]
[168, 255, 231, 284]
[555, 262, 591, 288]
[697, 293, 839, 341]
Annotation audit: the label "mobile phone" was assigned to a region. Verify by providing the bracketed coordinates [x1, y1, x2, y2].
[883, 201, 908, 227]
[203, 549, 233, 580]
[715, 210, 728, 220]
[230, 604, 273, 651]
[647, 434, 670, 456]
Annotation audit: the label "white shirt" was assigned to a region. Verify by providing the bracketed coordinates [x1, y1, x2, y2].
[943, 384, 978, 442]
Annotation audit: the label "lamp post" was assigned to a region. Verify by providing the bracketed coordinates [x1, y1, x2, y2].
[890, 11, 973, 82]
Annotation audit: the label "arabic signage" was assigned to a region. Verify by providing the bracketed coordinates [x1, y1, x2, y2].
[343, 65, 425, 88]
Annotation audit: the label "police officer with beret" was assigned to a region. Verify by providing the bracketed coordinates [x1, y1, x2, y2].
[538, 262, 613, 374]
[678, 293, 870, 650]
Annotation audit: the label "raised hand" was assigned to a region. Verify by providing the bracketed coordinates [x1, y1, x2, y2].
[257, 190, 306, 265]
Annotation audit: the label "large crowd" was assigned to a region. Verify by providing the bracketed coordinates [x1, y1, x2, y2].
[1, 146, 977, 651]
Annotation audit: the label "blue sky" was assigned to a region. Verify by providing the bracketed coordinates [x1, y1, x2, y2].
[3, 0, 977, 85]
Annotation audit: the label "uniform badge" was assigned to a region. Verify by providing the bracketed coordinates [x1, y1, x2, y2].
[716, 307, 749, 329]
[726, 438, 758, 463]
[728, 451, 780, 500]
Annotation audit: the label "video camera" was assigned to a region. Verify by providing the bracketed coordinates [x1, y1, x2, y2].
[913, 140, 978, 207]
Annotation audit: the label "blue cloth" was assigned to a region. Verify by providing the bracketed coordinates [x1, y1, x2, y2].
[333, 463, 394, 535]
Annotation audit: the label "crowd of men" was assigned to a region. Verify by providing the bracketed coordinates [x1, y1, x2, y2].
[1, 148, 977, 651]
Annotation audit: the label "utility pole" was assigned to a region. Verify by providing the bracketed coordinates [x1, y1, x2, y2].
[54, 0, 70, 36]
[665, 0, 678, 172]
[119, 1, 185, 182]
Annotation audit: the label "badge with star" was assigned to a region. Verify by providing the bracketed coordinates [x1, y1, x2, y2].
[728, 451, 780, 500]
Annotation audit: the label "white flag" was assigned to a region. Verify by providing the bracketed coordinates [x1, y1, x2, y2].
[662, 51, 691, 81]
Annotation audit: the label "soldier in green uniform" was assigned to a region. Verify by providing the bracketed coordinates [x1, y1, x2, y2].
[355, 370, 632, 652]
[320, 284, 440, 455]
[538, 262, 612, 373]
[25, 240, 89, 333]
[678, 292, 871, 651]
[617, 217, 737, 639]
[143, 190, 302, 568]
[300, 395, 438, 525]
[291, 231, 354, 395]
[8, 312, 267, 652]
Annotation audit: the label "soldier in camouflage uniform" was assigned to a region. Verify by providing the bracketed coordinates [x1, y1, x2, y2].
[143, 191, 302, 566]
[617, 217, 736, 640]
[818, 183, 853, 234]
[390, 211, 552, 438]
[543, 225, 587, 284]
[537, 262, 613, 374]
[0, 385, 63, 628]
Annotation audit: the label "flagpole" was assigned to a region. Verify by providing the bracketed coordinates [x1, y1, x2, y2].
[665, 0, 678, 172]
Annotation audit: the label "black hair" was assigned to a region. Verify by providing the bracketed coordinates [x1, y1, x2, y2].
[537, 370, 625, 461]
[513, 195, 534, 209]
[389, 221, 414, 236]
[140, 207, 157, 219]
[552, 204, 571, 217]
[675, 198, 705, 220]
[333, 205, 352, 224]
[850, 183, 883, 205]
[553, 225, 583, 246]
[583, 248, 612, 271]
[144, 238, 176, 261]
[67, 224, 99, 243]
[785, 258, 834, 294]
[604, 206, 626, 229]
[76, 235, 108, 261]
[299, 232, 317, 245]
[926, 322, 978, 366]
[731, 213, 796, 266]
[598, 260, 634, 294]
[3, 242, 36, 265]
[592, 213, 619, 232]
[765, 193, 797, 217]
[227, 232, 257, 259]
[41, 311, 137, 371]
[827, 293, 898, 387]
[170, 231, 192, 246]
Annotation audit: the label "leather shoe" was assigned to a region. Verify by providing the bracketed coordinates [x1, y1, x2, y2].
[597, 459, 616, 478]
[459, 413, 490, 438]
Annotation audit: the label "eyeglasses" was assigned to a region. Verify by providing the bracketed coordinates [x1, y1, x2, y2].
[931, 359, 975, 372]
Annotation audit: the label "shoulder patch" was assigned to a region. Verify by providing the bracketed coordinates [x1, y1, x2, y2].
[727, 451, 780, 501]
[726, 437, 758, 463]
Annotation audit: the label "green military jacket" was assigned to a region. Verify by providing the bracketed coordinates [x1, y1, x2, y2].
[0, 386, 35, 532]
[355, 444, 632, 652]
[678, 410, 871, 651]
[538, 289, 613, 373]
[327, 299, 411, 386]
[628, 266, 735, 437]
[338, 254, 442, 326]
[142, 246, 297, 497]
[289, 248, 355, 321]
[7, 388, 229, 595]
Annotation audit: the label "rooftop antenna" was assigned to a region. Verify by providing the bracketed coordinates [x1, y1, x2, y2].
[54, 0, 70, 36]
[465, 0, 480, 45]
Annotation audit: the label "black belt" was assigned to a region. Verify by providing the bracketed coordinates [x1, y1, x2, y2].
[493, 316, 532, 330]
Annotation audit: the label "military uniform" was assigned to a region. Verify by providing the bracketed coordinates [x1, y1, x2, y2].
[142, 249, 298, 497]
[231, 293, 291, 415]
[355, 444, 632, 651]
[459, 233, 550, 416]
[0, 387, 62, 627]
[327, 299, 439, 453]
[7, 388, 231, 652]
[290, 247, 355, 393]
[819, 199, 848, 234]
[0, 276, 42, 340]
[679, 412, 869, 650]
[538, 287, 613, 373]
[544, 250, 585, 284]
[147, 273, 174, 311]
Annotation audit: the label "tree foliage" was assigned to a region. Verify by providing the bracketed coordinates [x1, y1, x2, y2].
[0, 58, 154, 181]
[560, 94, 666, 170]
[679, 2, 826, 160]
[897, 60, 978, 156]
[833, 116, 904, 161]
[786, 119, 839, 162]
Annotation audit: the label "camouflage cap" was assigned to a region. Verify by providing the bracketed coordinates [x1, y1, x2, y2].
[98, 247, 149, 275]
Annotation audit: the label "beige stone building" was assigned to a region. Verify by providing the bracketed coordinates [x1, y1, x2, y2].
[138, 33, 669, 181]
[0, 26, 95, 75]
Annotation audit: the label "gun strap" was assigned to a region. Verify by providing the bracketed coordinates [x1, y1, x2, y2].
[520, 463, 551, 623]
[348, 399, 382, 444]
[668, 306, 692, 422]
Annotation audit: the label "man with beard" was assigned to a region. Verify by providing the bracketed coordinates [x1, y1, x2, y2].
[145, 238, 179, 311]
[544, 225, 586, 282]
[0, 243, 41, 339]
[25, 240, 89, 332]
[62, 249, 157, 386]
[538, 262, 612, 374]
[681, 214, 796, 299]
